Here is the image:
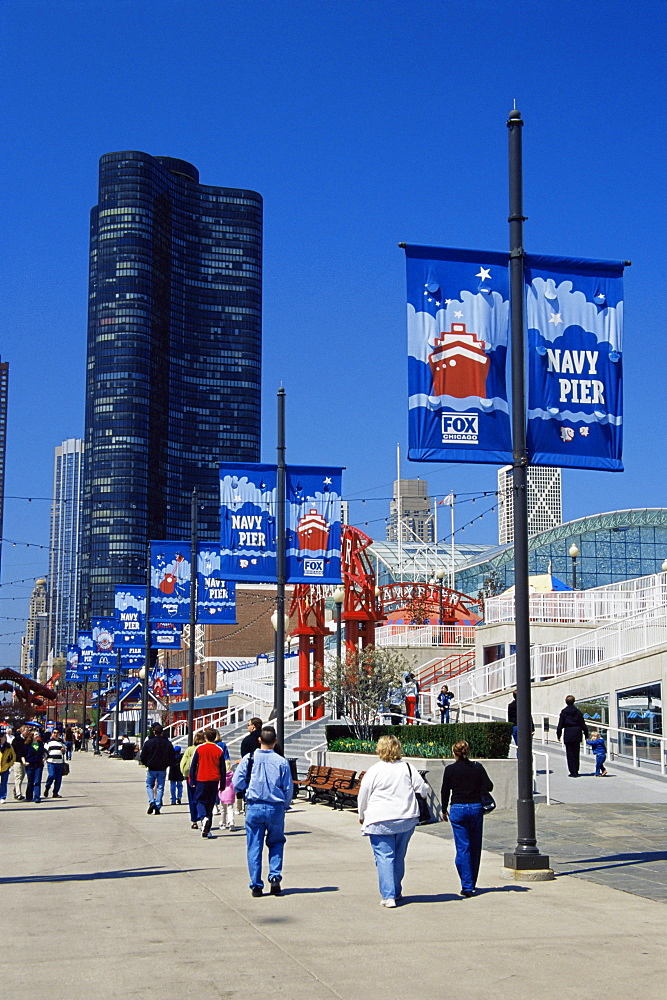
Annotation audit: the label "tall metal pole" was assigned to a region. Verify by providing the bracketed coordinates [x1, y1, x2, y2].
[335, 597, 343, 719]
[93, 666, 103, 755]
[81, 677, 88, 750]
[504, 108, 551, 875]
[114, 647, 122, 754]
[187, 489, 198, 746]
[275, 387, 286, 752]
[141, 541, 151, 745]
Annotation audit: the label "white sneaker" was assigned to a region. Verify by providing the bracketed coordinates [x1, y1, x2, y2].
[380, 898, 396, 908]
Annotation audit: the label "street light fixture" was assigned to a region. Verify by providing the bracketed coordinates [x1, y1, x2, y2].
[333, 587, 345, 719]
[568, 543, 579, 590]
[662, 558, 667, 573]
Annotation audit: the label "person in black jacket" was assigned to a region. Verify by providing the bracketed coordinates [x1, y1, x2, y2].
[139, 724, 175, 814]
[441, 741, 493, 897]
[507, 691, 535, 747]
[556, 695, 589, 777]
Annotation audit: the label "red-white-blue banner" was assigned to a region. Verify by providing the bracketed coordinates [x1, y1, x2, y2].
[220, 463, 343, 583]
[405, 245, 512, 464]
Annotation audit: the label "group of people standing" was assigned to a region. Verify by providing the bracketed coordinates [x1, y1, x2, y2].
[0, 724, 69, 803]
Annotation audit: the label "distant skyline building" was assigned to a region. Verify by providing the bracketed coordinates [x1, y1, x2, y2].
[387, 478, 434, 545]
[20, 577, 48, 677]
[48, 438, 84, 657]
[497, 465, 562, 544]
[0, 357, 7, 575]
[80, 152, 262, 619]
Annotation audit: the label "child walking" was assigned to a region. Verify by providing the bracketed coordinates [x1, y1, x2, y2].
[586, 730, 608, 776]
[169, 746, 184, 804]
[218, 761, 236, 830]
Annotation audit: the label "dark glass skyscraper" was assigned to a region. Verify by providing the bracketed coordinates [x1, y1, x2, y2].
[80, 152, 262, 619]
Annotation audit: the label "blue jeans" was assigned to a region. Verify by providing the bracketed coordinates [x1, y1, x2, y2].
[244, 802, 286, 889]
[449, 802, 484, 891]
[170, 779, 183, 804]
[145, 769, 166, 809]
[25, 765, 43, 802]
[595, 754, 607, 775]
[186, 781, 197, 822]
[368, 828, 415, 900]
[45, 762, 63, 795]
[194, 780, 219, 822]
[0, 769, 8, 799]
[440, 708, 450, 724]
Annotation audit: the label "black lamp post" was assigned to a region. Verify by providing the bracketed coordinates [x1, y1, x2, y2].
[569, 543, 579, 590]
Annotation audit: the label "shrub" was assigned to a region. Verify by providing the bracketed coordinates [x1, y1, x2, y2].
[326, 722, 512, 759]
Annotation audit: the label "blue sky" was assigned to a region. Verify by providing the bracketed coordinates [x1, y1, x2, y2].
[1, 0, 666, 663]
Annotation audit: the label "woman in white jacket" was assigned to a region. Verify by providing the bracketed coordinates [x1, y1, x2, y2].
[357, 735, 429, 908]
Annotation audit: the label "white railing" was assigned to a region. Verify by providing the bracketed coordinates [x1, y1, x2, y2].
[452, 603, 667, 703]
[533, 751, 551, 805]
[484, 572, 667, 625]
[375, 624, 475, 648]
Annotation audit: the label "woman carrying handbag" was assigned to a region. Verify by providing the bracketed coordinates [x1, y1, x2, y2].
[440, 740, 494, 897]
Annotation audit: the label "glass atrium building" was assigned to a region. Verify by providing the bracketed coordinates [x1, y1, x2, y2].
[80, 152, 262, 619]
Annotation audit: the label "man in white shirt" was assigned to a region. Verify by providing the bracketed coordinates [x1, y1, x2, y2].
[44, 732, 67, 798]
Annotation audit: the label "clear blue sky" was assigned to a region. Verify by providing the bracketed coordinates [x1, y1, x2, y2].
[1, 0, 666, 664]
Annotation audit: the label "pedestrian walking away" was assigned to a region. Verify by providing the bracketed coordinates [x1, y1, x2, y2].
[233, 726, 293, 897]
[218, 761, 236, 830]
[0, 730, 17, 802]
[437, 686, 453, 725]
[44, 731, 67, 798]
[357, 735, 429, 908]
[189, 728, 226, 837]
[237, 717, 263, 814]
[139, 723, 175, 814]
[441, 740, 494, 897]
[181, 731, 206, 828]
[168, 745, 184, 804]
[586, 729, 608, 776]
[507, 690, 535, 747]
[556, 695, 589, 777]
[404, 673, 419, 724]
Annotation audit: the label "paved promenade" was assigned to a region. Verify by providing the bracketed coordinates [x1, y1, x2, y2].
[3, 753, 665, 1000]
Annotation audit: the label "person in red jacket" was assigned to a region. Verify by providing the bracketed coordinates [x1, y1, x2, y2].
[189, 728, 226, 838]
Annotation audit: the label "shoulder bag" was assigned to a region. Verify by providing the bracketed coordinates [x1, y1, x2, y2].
[406, 761, 434, 824]
[476, 762, 496, 813]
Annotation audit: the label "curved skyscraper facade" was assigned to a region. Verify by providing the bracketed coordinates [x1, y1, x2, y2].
[80, 152, 262, 619]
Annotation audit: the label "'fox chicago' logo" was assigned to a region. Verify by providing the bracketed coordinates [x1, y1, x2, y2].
[441, 413, 479, 444]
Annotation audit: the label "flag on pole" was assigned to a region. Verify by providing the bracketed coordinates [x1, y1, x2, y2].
[525, 253, 625, 470]
[405, 244, 512, 464]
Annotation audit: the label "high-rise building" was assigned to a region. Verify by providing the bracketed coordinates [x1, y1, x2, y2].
[48, 438, 84, 657]
[20, 578, 48, 677]
[387, 479, 434, 545]
[80, 152, 262, 619]
[0, 357, 7, 574]
[497, 465, 562, 544]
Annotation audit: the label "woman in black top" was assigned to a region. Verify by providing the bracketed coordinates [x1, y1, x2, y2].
[440, 740, 493, 897]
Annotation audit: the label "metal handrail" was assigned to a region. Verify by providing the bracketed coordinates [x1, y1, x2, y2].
[533, 751, 551, 805]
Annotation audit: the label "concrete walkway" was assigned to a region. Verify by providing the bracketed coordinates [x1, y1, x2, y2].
[2, 753, 665, 1000]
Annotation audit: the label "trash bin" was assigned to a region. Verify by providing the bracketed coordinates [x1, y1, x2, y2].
[287, 757, 299, 798]
[121, 742, 136, 760]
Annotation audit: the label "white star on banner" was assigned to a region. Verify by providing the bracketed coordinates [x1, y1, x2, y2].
[324, 477, 332, 485]
[476, 267, 491, 281]
[445, 298, 452, 304]
[548, 312, 563, 325]
[454, 310, 463, 319]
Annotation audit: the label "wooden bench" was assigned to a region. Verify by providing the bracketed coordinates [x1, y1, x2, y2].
[335, 770, 366, 810]
[310, 767, 357, 807]
[294, 765, 330, 799]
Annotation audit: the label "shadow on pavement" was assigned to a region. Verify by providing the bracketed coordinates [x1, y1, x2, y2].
[280, 886, 339, 895]
[574, 850, 667, 864]
[0, 866, 204, 884]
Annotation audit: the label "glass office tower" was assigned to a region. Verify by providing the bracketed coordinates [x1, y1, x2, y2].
[80, 152, 262, 619]
[48, 438, 84, 656]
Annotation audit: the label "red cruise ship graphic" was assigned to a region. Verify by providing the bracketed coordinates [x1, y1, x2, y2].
[297, 509, 330, 552]
[428, 323, 489, 398]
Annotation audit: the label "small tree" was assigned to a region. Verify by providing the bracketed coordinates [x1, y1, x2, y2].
[326, 645, 412, 740]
